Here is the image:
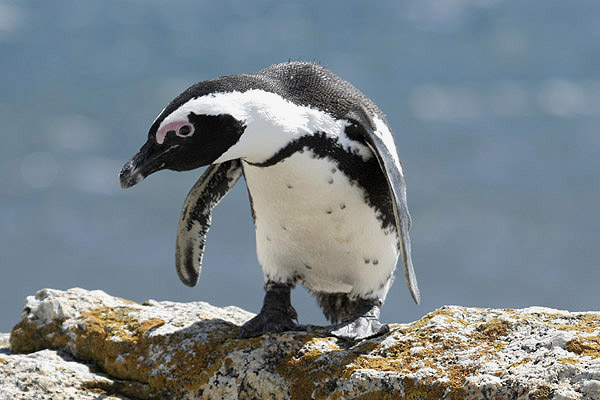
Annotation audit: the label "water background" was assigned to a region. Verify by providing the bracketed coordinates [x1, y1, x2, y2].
[1, 0, 599, 332]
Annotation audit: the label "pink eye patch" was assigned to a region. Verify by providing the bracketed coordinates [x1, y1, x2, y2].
[156, 121, 195, 144]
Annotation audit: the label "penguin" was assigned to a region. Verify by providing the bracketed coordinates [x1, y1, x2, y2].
[119, 61, 420, 340]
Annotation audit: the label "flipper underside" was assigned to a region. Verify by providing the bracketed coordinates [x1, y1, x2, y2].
[346, 108, 420, 305]
[175, 159, 243, 286]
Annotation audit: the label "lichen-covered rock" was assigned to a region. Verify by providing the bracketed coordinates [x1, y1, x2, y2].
[3, 288, 600, 399]
[0, 333, 127, 400]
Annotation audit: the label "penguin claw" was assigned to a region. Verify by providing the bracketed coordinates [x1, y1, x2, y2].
[330, 318, 389, 341]
[238, 310, 302, 338]
[329, 298, 389, 341]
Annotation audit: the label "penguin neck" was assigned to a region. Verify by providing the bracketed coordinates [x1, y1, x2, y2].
[209, 89, 350, 164]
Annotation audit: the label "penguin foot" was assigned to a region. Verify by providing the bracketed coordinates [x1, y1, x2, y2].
[238, 308, 300, 338]
[238, 281, 301, 338]
[330, 317, 389, 341]
[329, 298, 389, 341]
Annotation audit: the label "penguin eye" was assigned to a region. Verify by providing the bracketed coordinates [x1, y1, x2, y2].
[178, 125, 192, 137]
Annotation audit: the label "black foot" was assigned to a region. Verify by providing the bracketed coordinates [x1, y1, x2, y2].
[238, 282, 301, 338]
[330, 298, 389, 341]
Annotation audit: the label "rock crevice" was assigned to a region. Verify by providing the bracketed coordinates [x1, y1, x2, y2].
[2, 288, 600, 399]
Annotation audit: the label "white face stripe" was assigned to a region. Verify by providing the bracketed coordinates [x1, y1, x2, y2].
[373, 116, 403, 177]
[152, 106, 167, 125]
[157, 89, 373, 164]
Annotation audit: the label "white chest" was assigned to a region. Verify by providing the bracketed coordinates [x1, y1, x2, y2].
[242, 151, 399, 299]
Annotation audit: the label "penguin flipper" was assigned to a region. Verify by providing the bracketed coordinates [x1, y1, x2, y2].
[346, 109, 421, 305]
[175, 159, 243, 286]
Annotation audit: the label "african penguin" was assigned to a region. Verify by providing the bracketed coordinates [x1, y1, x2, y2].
[119, 61, 420, 340]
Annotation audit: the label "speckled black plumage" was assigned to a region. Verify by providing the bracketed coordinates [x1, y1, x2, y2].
[151, 62, 388, 137]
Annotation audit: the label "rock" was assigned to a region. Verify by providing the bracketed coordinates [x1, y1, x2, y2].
[2, 288, 600, 399]
[0, 333, 125, 400]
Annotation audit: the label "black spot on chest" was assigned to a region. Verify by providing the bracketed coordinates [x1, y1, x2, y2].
[246, 131, 395, 230]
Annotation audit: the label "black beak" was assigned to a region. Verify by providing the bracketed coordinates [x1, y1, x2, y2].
[119, 141, 179, 189]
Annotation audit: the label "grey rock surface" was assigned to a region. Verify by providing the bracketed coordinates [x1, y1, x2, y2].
[2, 288, 600, 399]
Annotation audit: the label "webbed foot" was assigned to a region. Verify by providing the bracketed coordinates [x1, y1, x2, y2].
[238, 282, 302, 338]
[330, 298, 389, 341]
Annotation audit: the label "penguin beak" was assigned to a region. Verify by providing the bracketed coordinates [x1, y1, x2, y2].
[119, 141, 179, 189]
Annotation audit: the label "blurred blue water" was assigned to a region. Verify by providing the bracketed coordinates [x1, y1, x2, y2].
[1, 0, 599, 332]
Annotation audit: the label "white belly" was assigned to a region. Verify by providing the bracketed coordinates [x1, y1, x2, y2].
[242, 151, 398, 300]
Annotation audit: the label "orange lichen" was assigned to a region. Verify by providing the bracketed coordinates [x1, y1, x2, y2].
[528, 385, 552, 400]
[10, 319, 69, 353]
[160, 333, 261, 394]
[276, 337, 351, 400]
[509, 357, 532, 369]
[74, 307, 165, 382]
[566, 336, 600, 358]
[397, 308, 458, 334]
[475, 318, 511, 340]
[558, 357, 580, 365]
[353, 391, 400, 400]
[402, 377, 464, 400]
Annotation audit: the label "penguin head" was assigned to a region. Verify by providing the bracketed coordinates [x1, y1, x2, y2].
[119, 86, 246, 189]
